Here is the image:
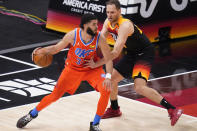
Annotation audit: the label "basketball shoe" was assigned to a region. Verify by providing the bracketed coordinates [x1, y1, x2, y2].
[89, 122, 102, 131]
[101, 106, 122, 119]
[16, 110, 38, 128]
[168, 108, 183, 126]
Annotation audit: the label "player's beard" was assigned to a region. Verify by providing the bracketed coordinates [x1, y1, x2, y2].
[87, 27, 96, 37]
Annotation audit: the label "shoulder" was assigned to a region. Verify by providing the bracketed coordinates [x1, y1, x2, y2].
[103, 19, 109, 27]
[99, 32, 105, 39]
[64, 29, 77, 39]
[68, 28, 77, 37]
[120, 20, 133, 30]
[62, 29, 76, 43]
[97, 32, 106, 42]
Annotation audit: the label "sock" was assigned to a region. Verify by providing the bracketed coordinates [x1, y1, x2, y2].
[111, 100, 119, 110]
[93, 114, 101, 125]
[160, 98, 176, 109]
[30, 107, 39, 117]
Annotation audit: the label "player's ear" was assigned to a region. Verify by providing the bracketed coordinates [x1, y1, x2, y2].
[83, 23, 88, 30]
[118, 8, 121, 14]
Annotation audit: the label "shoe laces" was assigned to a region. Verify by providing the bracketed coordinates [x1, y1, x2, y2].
[92, 124, 101, 131]
[105, 107, 113, 113]
[168, 109, 174, 120]
[24, 114, 33, 123]
[168, 114, 173, 120]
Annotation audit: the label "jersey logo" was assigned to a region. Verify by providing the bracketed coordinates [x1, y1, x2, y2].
[89, 45, 95, 49]
[110, 32, 118, 41]
[75, 48, 94, 58]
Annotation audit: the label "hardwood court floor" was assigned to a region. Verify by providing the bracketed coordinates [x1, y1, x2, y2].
[0, 91, 196, 131]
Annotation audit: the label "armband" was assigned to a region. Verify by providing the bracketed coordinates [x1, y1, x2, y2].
[105, 73, 111, 79]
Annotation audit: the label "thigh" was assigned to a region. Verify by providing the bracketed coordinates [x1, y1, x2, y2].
[56, 67, 84, 95]
[86, 67, 124, 92]
[132, 46, 155, 81]
[114, 55, 135, 79]
[85, 67, 105, 87]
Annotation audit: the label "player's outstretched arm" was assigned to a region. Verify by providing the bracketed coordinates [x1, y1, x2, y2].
[84, 19, 110, 68]
[32, 30, 75, 55]
[98, 33, 113, 91]
[98, 33, 113, 73]
[111, 21, 134, 59]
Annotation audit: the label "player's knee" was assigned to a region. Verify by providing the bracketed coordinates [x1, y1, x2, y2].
[134, 78, 147, 94]
[134, 84, 145, 95]
[111, 81, 118, 90]
[111, 78, 119, 85]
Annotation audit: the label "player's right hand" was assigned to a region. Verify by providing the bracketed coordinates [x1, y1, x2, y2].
[32, 47, 42, 61]
[84, 57, 97, 69]
[103, 78, 112, 92]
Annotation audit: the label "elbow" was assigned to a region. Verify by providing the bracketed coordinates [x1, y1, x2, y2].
[111, 50, 119, 60]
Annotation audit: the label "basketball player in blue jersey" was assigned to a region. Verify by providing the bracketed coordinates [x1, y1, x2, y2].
[85, 0, 183, 126]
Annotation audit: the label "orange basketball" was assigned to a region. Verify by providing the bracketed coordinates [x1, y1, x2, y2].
[33, 53, 53, 67]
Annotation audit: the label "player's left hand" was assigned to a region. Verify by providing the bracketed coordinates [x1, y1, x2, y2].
[84, 58, 97, 68]
[103, 78, 112, 92]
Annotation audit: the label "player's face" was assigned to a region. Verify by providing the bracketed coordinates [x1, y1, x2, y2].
[86, 19, 98, 36]
[106, 4, 121, 23]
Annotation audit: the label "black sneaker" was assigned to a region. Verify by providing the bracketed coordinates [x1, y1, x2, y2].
[89, 122, 102, 131]
[16, 110, 38, 128]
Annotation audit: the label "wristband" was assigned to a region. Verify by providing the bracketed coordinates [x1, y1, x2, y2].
[105, 73, 111, 79]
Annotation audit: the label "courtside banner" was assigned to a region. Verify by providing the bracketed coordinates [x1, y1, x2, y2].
[46, 0, 197, 42]
[46, 0, 106, 33]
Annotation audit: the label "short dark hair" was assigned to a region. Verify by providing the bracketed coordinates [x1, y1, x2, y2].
[80, 14, 98, 29]
[106, 0, 121, 9]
